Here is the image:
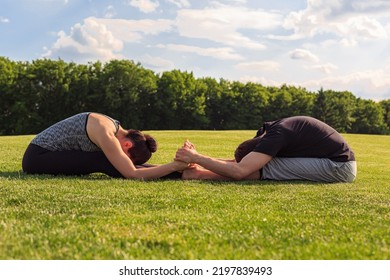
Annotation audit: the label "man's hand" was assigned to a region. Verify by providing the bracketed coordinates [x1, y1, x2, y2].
[175, 142, 199, 163]
[183, 140, 195, 150]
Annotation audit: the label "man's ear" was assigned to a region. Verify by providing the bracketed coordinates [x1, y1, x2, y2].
[124, 140, 133, 149]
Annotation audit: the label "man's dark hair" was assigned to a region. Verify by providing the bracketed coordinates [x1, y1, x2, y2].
[234, 137, 262, 162]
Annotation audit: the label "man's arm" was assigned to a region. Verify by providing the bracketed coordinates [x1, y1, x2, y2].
[175, 146, 272, 180]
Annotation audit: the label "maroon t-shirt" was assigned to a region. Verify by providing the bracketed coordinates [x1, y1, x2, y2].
[253, 116, 355, 162]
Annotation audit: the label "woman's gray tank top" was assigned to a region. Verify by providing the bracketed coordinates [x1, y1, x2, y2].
[31, 112, 120, 152]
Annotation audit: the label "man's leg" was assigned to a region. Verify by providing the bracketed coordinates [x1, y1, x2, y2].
[182, 164, 260, 180]
[262, 157, 357, 183]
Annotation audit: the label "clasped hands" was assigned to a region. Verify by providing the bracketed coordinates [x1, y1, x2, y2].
[175, 140, 199, 167]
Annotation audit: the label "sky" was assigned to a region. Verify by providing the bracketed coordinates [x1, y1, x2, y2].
[1, 0, 390, 100]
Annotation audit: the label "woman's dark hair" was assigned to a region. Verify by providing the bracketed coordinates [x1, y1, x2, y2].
[126, 129, 157, 165]
[234, 137, 262, 162]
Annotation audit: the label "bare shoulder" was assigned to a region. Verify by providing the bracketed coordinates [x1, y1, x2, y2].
[86, 113, 117, 146]
[88, 113, 113, 125]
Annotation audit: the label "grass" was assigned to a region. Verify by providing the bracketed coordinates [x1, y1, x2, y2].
[0, 131, 389, 260]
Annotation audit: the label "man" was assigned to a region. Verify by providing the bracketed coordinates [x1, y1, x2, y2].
[175, 116, 357, 183]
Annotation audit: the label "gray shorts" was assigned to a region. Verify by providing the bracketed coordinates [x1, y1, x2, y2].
[262, 158, 357, 183]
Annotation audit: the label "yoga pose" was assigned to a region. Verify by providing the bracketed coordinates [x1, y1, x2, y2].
[23, 112, 186, 179]
[176, 116, 357, 183]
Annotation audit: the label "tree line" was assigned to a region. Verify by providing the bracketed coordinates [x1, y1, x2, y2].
[1, 57, 389, 135]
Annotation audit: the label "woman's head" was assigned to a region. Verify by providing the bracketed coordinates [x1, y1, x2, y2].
[234, 137, 262, 162]
[126, 129, 157, 165]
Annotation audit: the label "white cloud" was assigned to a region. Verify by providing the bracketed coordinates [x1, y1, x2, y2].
[351, 0, 390, 13]
[220, 0, 248, 4]
[159, 44, 244, 60]
[166, 0, 190, 8]
[104, 5, 117, 19]
[282, 0, 389, 43]
[129, 0, 159, 13]
[239, 66, 390, 100]
[93, 17, 174, 40]
[0, 16, 10, 23]
[299, 66, 390, 100]
[308, 63, 339, 74]
[289, 49, 319, 62]
[340, 38, 358, 47]
[140, 54, 175, 71]
[44, 18, 123, 61]
[239, 76, 280, 87]
[336, 16, 388, 40]
[303, 0, 390, 17]
[43, 17, 174, 62]
[235, 61, 280, 72]
[34, 1, 390, 101]
[43, 18, 124, 62]
[176, 4, 282, 50]
[41, 0, 69, 4]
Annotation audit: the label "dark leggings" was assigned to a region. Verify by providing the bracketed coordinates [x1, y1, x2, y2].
[22, 144, 182, 179]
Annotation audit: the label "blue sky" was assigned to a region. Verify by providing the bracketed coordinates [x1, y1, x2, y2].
[1, 0, 390, 100]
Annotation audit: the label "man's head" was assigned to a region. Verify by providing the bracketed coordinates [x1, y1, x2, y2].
[234, 137, 262, 162]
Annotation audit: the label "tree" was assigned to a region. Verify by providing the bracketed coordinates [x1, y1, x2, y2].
[98, 60, 158, 129]
[313, 89, 356, 132]
[0, 57, 389, 135]
[265, 85, 294, 120]
[155, 70, 207, 129]
[231, 82, 269, 129]
[379, 99, 390, 134]
[202, 77, 226, 130]
[263, 85, 315, 121]
[0, 57, 18, 134]
[11, 59, 74, 133]
[287, 86, 316, 117]
[204, 79, 242, 129]
[351, 99, 388, 134]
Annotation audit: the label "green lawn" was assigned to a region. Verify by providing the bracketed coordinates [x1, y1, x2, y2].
[0, 132, 389, 259]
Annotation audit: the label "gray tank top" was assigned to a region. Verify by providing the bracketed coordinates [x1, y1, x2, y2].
[31, 112, 120, 152]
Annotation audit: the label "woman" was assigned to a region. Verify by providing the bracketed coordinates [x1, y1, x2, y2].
[22, 112, 187, 179]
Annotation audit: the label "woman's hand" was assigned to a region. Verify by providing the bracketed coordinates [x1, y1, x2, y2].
[171, 159, 190, 171]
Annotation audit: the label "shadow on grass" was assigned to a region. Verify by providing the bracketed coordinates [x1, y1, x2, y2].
[185, 178, 321, 186]
[0, 171, 321, 186]
[0, 171, 113, 181]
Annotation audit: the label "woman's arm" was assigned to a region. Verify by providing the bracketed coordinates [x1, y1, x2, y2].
[100, 133, 187, 179]
[85, 113, 186, 180]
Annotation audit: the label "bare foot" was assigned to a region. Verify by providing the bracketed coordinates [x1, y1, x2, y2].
[182, 166, 202, 180]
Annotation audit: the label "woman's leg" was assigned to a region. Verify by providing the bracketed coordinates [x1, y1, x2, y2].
[22, 144, 122, 177]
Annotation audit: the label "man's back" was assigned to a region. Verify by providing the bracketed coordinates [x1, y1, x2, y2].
[253, 116, 355, 162]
